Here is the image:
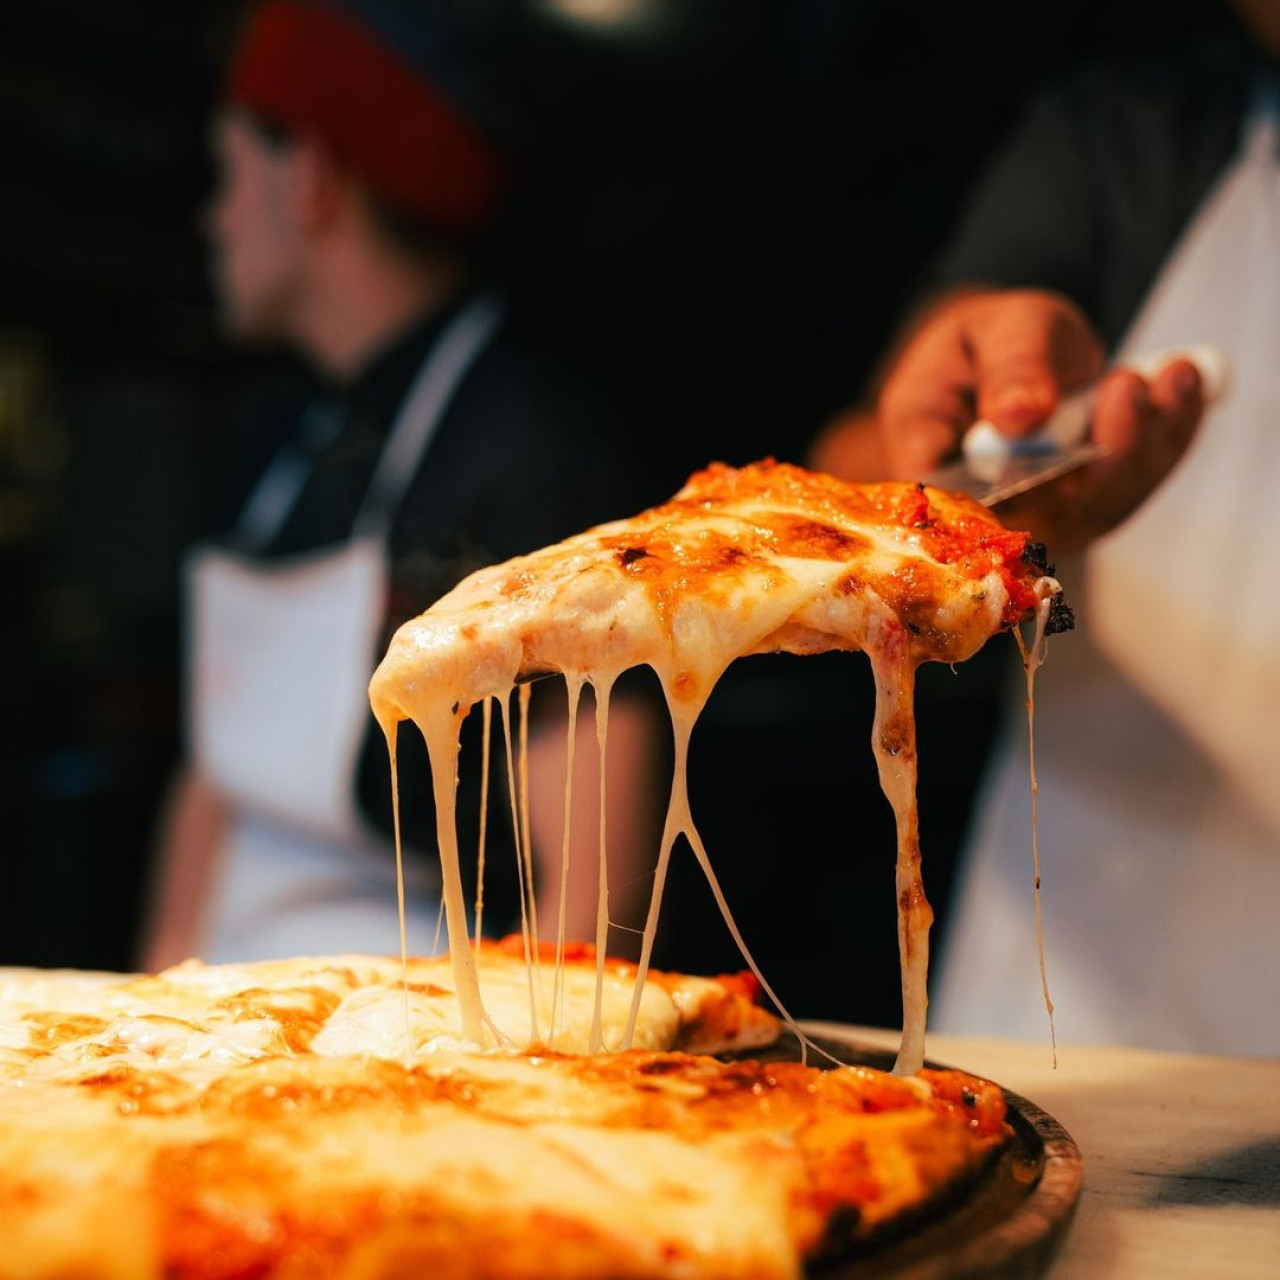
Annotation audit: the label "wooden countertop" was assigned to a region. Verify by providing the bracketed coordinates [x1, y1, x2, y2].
[811, 1025, 1280, 1278]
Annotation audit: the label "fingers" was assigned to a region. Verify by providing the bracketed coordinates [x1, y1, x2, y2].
[874, 289, 1106, 480]
[1147, 357, 1203, 463]
[967, 291, 1104, 435]
[869, 286, 1201, 547]
[1090, 368, 1151, 458]
[1092, 358, 1202, 470]
[997, 357, 1205, 551]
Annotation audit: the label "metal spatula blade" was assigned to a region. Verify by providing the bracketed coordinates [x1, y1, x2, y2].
[925, 440, 1107, 506]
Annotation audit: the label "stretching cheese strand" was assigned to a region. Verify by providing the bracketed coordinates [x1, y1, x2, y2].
[866, 627, 931, 1076]
[550, 677, 585, 1047]
[518, 685, 540, 977]
[473, 697, 492, 963]
[1016, 579, 1062, 1066]
[384, 726, 413, 1060]
[589, 677, 614, 1055]
[500, 694, 541, 1045]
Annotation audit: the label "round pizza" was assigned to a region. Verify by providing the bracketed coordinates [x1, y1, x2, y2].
[0, 944, 1009, 1280]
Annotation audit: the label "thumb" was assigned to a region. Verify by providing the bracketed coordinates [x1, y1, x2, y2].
[968, 292, 1104, 437]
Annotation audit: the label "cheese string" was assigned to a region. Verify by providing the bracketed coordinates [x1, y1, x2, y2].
[621, 697, 698, 1050]
[1015, 582, 1060, 1067]
[431, 896, 446, 956]
[682, 812, 844, 1068]
[500, 692, 541, 1046]
[550, 675, 585, 1047]
[588, 675, 614, 1055]
[419, 705, 490, 1043]
[383, 723, 413, 1060]
[473, 696, 492, 965]
[518, 683, 540, 981]
[867, 635, 931, 1077]
[621, 683, 842, 1066]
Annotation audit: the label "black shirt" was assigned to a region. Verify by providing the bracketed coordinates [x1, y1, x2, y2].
[932, 31, 1257, 345]
[210, 299, 647, 920]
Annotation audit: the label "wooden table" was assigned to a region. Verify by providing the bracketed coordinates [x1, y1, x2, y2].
[813, 1025, 1280, 1278]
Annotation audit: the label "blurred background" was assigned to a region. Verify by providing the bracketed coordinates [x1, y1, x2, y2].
[0, 0, 1225, 1007]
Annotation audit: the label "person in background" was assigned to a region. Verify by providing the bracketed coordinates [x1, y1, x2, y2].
[812, 0, 1279, 1055]
[142, 0, 660, 970]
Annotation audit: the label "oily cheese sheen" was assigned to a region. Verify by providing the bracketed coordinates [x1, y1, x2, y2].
[0, 950, 1010, 1280]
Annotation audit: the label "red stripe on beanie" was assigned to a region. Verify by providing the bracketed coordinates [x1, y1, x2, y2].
[227, 1, 508, 236]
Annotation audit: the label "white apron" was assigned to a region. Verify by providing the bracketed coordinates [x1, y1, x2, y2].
[933, 95, 1280, 1056]
[189, 295, 503, 962]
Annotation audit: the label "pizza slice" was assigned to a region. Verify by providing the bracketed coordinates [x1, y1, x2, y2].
[369, 460, 1068, 1073]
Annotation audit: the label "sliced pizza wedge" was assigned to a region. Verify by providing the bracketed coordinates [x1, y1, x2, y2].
[369, 461, 1068, 1071]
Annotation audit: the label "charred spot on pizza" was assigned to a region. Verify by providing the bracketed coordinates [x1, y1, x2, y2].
[619, 546, 650, 567]
[1046, 594, 1075, 635]
[1021, 541, 1053, 574]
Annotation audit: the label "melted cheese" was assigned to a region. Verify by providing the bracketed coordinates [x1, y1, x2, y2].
[500, 693, 542, 1043]
[370, 462, 1063, 1074]
[589, 677, 614, 1054]
[551, 676, 585, 1045]
[474, 696, 493, 959]
[865, 624, 932, 1074]
[1016, 579, 1062, 1064]
[0, 951, 767, 1079]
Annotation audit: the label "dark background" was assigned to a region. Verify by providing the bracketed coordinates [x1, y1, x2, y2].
[0, 1, 1227, 1018]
